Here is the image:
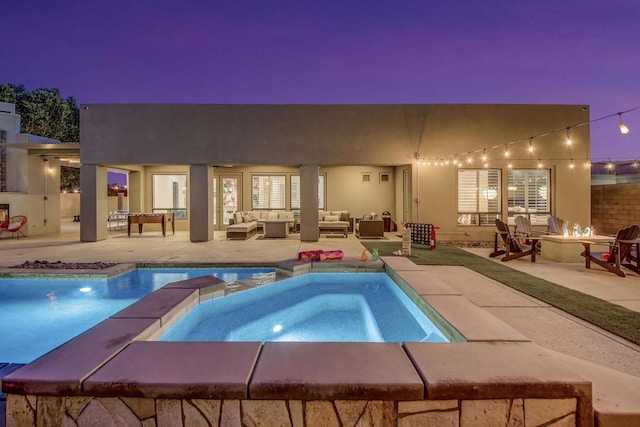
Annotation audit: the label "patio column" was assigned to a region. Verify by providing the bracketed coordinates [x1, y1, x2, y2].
[189, 164, 214, 242]
[300, 164, 319, 242]
[80, 163, 108, 242]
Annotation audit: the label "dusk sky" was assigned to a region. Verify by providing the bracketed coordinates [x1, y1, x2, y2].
[2, 0, 639, 161]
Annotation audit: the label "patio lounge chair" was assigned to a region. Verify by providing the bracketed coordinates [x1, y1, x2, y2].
[490, 218, 539, 262]
[0, 215, 28, 239]
[581, 225, 640, 277]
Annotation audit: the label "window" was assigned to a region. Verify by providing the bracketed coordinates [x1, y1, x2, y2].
[508, 169, 550, 225]
[290, 175, 325, 210]
[152, 174, 187, 219]
[252, 175, 286, 209]
[457, 169, 501, 226]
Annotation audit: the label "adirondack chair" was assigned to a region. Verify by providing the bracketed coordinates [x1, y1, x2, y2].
[581, 225, 640, 277]
[514, 215, 545, 247]
[548, 215, 565, 234]
[490, 218, 539, 262]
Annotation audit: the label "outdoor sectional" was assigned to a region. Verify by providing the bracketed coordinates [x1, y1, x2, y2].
[226, 210, 352, 239]
[226, 211, 295, 240]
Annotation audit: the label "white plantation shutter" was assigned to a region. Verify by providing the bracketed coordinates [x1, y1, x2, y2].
[291, 175, 325, 209]
[290, 176, 301, 209]
[252, 175, 286, 209]
[508, 169, 550, 225]
[457, 169, 501, 225]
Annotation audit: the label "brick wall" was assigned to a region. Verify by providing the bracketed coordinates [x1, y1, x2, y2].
[591, 183, 640, 234]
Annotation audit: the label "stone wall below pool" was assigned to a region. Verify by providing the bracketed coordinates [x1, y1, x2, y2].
[6, 395, 578, 427]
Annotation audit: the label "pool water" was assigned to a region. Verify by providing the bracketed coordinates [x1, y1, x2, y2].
[0, 268, 273, 364]
[159, 273, 449, 343]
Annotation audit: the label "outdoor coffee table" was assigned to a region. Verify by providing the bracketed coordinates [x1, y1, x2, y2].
[263, 219, 290, 238]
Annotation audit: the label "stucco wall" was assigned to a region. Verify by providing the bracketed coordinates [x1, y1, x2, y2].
[80, 104, 591, 241]
[591, 183, 640, 234]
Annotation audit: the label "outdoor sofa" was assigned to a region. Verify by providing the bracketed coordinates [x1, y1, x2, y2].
[226, 210, 352, 239]
[226, 211, 296, 240]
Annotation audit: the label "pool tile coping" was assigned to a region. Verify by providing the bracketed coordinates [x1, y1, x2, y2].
[1, 260, 593, 425]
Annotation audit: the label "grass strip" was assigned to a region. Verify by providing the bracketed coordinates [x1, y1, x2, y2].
[362, 241, 640, 346]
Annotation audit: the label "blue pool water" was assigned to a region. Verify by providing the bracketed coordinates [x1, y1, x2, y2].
[0, 268, 273, 364]
[160, 273, 449, 343]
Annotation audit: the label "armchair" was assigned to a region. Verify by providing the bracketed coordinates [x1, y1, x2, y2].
[355, 219, 384, 239]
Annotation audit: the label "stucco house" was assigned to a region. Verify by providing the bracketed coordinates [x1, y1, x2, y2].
[78, 104, 591, 243]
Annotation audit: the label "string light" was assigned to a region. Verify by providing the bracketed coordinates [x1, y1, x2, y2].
[413, 105, 638, 167]
[507, 161, 512, 169]
[537, 159, 543, 169]
[618, 113, 630, 134]
[569, 158, 574, 169]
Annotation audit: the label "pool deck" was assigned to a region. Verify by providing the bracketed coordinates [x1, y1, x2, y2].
[1, 222, 639, 425]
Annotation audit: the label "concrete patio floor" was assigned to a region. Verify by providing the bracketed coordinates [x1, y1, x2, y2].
[1, 220, 639, 424]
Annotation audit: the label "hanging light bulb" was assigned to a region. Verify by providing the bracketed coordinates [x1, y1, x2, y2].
[507, 161, 512, 169]
[585, 161, 592, 168]
[528, 138, 534, 153]
[467, 152, 472, 164]
[618, 113, 630, 134]
[482, 149, 487, 161]
[537, 159, 543, 169]
[569, 158, 574, 169]
[504, 144, 509, 158]
[565, 128, 572, 146]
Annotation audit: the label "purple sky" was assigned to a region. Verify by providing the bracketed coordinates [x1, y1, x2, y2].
[3, 0, 639, 160]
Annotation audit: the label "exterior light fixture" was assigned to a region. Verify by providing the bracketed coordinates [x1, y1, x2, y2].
[618, 113, 630, 134]
[606, 161, 614, 170]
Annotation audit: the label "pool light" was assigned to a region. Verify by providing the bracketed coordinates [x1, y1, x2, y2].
[79, 287, 92, 293]
[272, 324, 283, 333]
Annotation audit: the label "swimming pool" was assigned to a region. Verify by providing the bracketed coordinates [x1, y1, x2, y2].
[159, 273, 449, 343]
[0, 268, 274, 364]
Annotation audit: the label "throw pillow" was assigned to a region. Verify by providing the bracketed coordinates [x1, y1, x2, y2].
[324, 214, 339, 222]
[234, 212, 243, 224]
[268, 211, 279, 219]
[8, 221, 21, 230]
[339, 212, 350, 222]
[241, 212, 252, 222]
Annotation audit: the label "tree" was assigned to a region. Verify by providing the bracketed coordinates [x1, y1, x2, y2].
[0, 83, 79, 141]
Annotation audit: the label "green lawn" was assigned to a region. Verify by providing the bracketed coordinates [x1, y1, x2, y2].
[362, 241, 640, 346]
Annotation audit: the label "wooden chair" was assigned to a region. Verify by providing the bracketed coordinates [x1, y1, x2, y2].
[548, 215, 565, 234]
[0, 215, 28, 239]
[490, 218, 539, 262]
[581, 225, 640, 277]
